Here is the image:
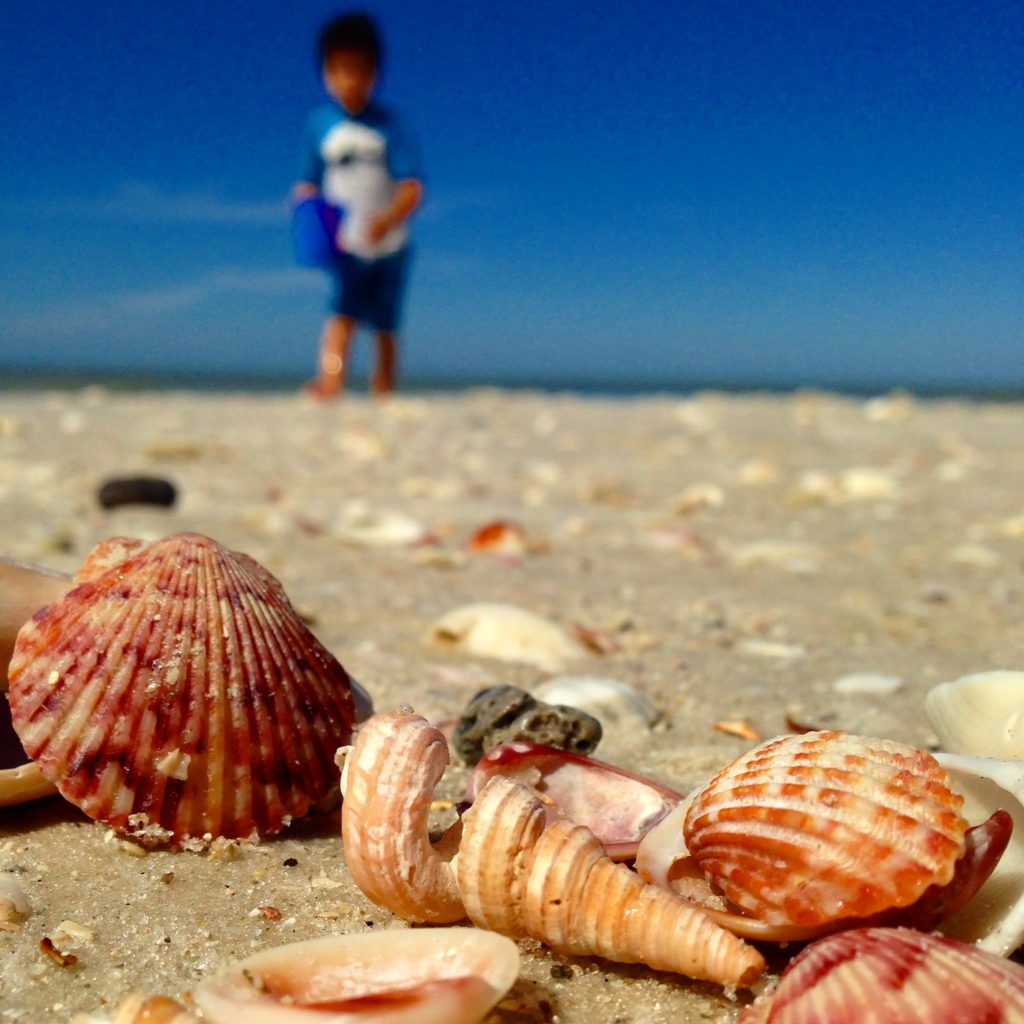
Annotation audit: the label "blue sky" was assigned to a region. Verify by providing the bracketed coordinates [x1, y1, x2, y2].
[2, 0, 1021, 388]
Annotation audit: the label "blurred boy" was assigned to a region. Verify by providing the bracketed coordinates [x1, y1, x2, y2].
[294, 13, 423, 398]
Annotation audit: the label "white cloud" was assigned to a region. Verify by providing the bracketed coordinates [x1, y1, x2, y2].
[5, 266, 321, 337]
[4, 182, 288, 226]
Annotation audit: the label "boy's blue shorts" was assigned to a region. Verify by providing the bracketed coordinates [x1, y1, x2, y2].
[329, 247, 411, 332]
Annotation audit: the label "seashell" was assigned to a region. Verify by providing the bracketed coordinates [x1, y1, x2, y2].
[832, 672, 903, 696]
[7, 533, 357, 846]
[112, 994, 199, 1024]
[193, 929, 519, 1024]
[0, 556, 72, 690]
[466, 520, 527, 556]
[730, 541, 822, 573]
[684, 731, 969, 932]
[340, 709, 765, 988]
[340, 710, 465, 923]
[934, 752, 1024, 955]
[426, 602, 589, 671]
[452, 685, 602, 766]
[531, 676, 663, 737]
[671, 482, 725, 515]
[926, 669, 1024, 759]
[838, 466, 899, 501]
[457, 775, 764, 988]
[0, 872, 30, 929]
[738, 926, 1024, 1023]
[336, 502, 428, 547]
[465, 740, 682, 860]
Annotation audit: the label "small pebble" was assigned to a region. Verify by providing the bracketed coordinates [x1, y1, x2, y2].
[97, 476, 177, 509]
[452, 685, 602, 765]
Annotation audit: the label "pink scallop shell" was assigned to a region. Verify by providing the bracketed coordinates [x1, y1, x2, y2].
[739, 926, 1024, 1023]
[684, 731, 968, 928]
[8, 533, 355, 845]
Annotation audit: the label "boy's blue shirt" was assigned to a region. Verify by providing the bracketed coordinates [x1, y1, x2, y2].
[300, 100, 421, 259]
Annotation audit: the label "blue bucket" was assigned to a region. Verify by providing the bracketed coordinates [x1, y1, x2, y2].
[292, 197, 344, 267]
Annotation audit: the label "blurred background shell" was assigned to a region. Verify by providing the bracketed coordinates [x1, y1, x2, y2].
[926, 670, 1024, 758]
[7, 533, 356, 846]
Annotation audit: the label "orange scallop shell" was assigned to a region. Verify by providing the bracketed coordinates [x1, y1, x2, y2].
[8, 533, 355, 846]
[684, 731, 968, 929]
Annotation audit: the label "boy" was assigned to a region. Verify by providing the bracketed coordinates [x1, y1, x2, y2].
[294, 13, 423, 398]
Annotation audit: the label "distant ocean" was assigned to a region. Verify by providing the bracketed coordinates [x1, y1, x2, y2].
[1, 366, 1022, 401]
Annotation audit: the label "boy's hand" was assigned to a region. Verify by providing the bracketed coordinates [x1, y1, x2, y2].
[291, 181, 319, 204]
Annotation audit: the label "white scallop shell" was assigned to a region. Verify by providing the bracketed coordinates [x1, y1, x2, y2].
[193, 928, 520, 1024]
[427, 603, 588, 671]
[934, 752, 1024, 956]
[926, 670, 1024, 759]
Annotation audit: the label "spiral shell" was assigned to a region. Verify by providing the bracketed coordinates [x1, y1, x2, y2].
[340, 709, 765, 989]
[8, 533, 356, 846]
[684, 731, 968, 929]
[739, 927, 1024, 1023]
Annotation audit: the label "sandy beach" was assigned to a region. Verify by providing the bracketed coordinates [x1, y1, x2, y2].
[2, 386, 1023, 1022]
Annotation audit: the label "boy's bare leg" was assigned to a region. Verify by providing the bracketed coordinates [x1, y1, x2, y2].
[306, 315, 355, 398]
[371, 330, 397, 396]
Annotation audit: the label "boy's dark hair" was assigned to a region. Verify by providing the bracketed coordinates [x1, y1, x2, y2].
[318, 12, 382, 70]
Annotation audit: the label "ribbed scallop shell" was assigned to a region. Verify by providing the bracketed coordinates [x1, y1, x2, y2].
[8, 533, 355, 846]
[684, 731, 968, 928]
[739, 926, 1024, 1023]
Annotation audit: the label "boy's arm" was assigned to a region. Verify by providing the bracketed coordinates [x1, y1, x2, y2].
[367, 178, 423, 243]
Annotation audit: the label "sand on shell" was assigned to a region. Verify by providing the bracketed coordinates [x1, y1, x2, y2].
[1, 386, 1023, 1023]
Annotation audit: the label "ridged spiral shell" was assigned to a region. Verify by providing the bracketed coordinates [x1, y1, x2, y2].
[8, 533, 356, 846]
[684, 731, 968, 928]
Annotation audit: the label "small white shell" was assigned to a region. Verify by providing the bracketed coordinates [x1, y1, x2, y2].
[531, 676, 662, 736]
[934, 752, 1024, 956]
[427, 603, 588, 671]
[193, 929, 520, 1024]
[0, 872, 30, 927]
[926, 670, 1024, 759]
[336, 503, 428, 547]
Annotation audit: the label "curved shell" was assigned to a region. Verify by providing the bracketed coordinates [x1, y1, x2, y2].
[531, 676, 662, 736]
[684, 731, 968, 929]
[935, 753, 1024, 956]
[340, 709, 764, 989]
[739, 926, 1024, 1023]
[926, 670, 1024, 759]
[426, 603, 588, 671]
[8, 533, 356, 846]
[113, 994, 200, 1024]
[340, 710, 464, 923]
[193, 929, 520, 1024]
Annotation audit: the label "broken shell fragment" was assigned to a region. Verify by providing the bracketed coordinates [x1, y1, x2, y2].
[194, 929, 519, 1024]
[465, 740, 682, 860]
[0, 872, 30, 929]
[466, 520, 527, 556]
[113, 994, 200, 1024]
[926, 669, 1024, 758]
[934, 752, 1024, 955]
[427, 602, 589, 671]
[684, 731, 969, 932]
[452, 685, 602, 765]
[341, 709, 764, 988]
[738, 927, 1024, 1023]
[8, 533, 357, 846]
